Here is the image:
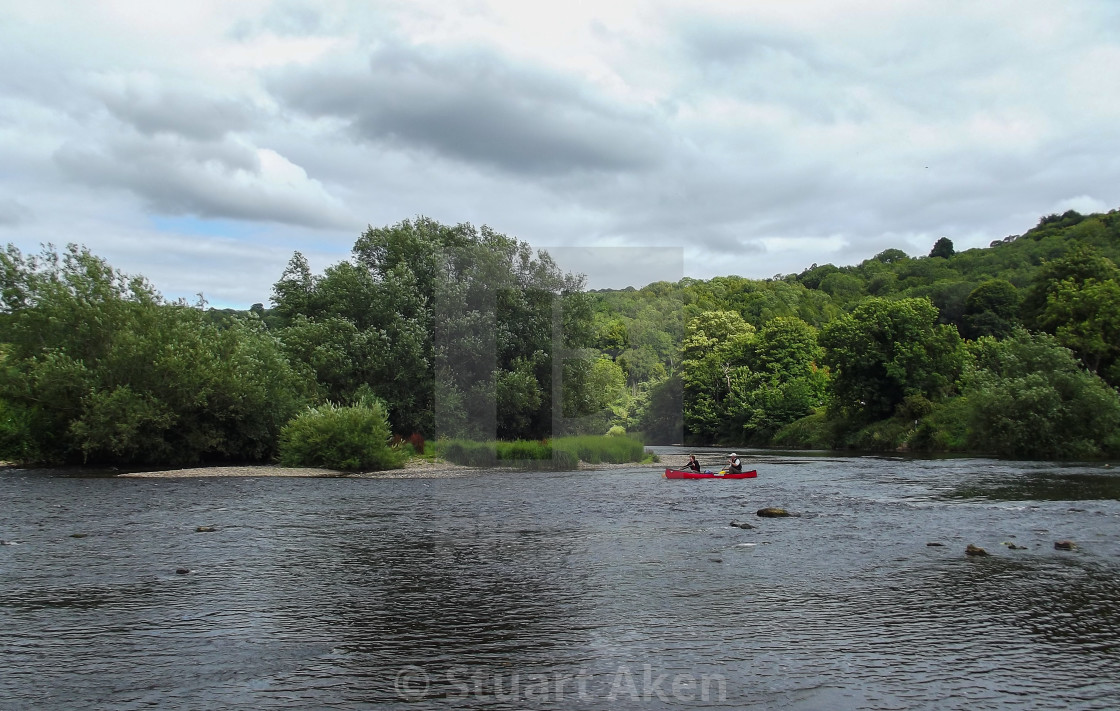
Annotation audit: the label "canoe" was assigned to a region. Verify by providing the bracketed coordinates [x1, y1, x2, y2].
[664, 468, 758, 479]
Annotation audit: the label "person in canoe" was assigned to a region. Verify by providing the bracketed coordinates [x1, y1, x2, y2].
[686, 454, 701, 472]
[726, 453, 743, 475]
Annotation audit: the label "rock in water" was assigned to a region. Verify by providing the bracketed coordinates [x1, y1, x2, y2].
[730, 521, 756, 529]
[1054, 540, 1076, 551]
[965, 544, 989, 557]
[756, 507, 790, 518]
[926, 542, 945, 547]
[195, 526, 216, 533]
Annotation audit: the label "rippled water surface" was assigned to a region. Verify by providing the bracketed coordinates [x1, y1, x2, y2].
[2, 450, 1119, 710]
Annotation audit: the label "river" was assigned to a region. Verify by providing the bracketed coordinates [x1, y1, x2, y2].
[1, 448, 1118, 710]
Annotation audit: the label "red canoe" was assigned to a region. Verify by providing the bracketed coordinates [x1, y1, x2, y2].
[664, 468, 757, 479]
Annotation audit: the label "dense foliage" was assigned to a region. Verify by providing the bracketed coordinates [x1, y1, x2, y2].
[0, 245, 310, 466]
[2, 206, 1119, 466]
[588, 207, 1120, 457]
[269, 218, 591, 441]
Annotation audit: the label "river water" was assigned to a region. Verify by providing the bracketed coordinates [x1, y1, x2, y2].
[1, 448, 1118, 710]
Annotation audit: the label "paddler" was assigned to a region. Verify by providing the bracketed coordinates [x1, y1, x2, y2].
[726, 453, 743, 474]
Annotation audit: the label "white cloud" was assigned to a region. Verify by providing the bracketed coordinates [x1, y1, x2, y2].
[0, 0, 1119, 306]
[54, 134, 355, 230]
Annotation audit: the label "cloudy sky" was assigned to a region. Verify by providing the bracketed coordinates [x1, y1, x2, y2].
[2, 1, 1119, 307]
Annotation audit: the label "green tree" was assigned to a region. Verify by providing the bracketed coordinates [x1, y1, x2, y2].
[820, 297, 963, 421]
[964, 330, 1120, 458]
[929, 237, 955, 259]
[960, 279, 1019, 339]
[0, 244, 310, 465]
[726, 317, 828, 444]
[1022, 245, 1120, 383]
[637, 375, 683, 444]
[272, 217, 587, 440]
[680, 311, 755, 442]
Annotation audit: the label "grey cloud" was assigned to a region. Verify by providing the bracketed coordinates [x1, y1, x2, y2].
[267, 44, 665, 175]
[92, 83, 255, 141]
[0, 197, 32, 226]
[54, 134, 353, 230]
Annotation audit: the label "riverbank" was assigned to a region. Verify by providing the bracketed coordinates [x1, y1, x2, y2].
[115, 457, 661, 479]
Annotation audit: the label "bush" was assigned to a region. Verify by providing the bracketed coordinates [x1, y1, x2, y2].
[844, 418, 914, 452]
[906, 397, 972, 452]
[278, 400, 406, 471]
[772, 411, 834, 449]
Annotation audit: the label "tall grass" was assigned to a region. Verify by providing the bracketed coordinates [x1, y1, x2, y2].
[553, 435, 646, 464]
[431, 435, 648, 470]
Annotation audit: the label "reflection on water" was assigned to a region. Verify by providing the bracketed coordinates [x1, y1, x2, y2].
[1, 455, 1119, 710]
[947, 470, 1120, 501]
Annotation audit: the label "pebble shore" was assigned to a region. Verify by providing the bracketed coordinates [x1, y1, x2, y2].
[116, 458, 661, 479]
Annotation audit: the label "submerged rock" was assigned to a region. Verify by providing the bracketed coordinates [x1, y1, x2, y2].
[69, 533, 88, 538]
[965, 544, 990, 557]
[175, 568, 191, 575]
[195, 526, 216, 533]
[926, 542, 945, 547]
[729, 521, 756, 529]
[1001, 542, 1028, 550]
[756, 507, 791, 518]
[1054, 540, 1077, 551]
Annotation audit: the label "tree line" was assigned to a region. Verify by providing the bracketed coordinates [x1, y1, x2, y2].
[1, 208, 1118, 466]
[589, 208, 1120, 458]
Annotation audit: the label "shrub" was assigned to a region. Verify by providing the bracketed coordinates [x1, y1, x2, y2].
[906, 397, 972, 452]
[772, 411, 834, 449]
[845, 418, 913, 452]
[278, 400, 406, 471]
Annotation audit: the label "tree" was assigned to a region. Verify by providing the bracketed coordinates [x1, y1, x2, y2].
[270, 251, 317, 321]
[960, 279, 1019, 340]
[1022, 245, 1120, 384]
[271, 217, 588, 440]
[929, 237, 955, 259]
[1021, 245, 1118, 326]
[723, 317, 828, 445]
[637, 375, 683, 444]
[0, 244, 311, 465]
[820, 297, 963, 421]
[680, 311, 755, 442]
[965, 330, 1120, 458]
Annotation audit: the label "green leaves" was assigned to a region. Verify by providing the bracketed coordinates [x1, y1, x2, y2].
[0, 245, 310, 465]
[964, 330, 1120, 458]
[820, 297, 963, 421]
[278, 400, 405, 471]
